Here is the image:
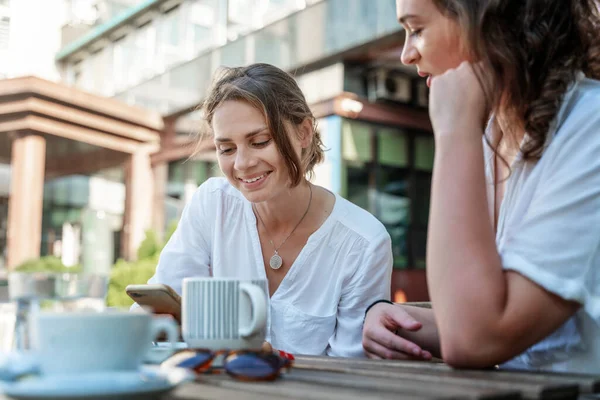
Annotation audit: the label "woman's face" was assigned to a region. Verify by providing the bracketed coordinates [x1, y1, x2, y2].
[212, 100, 306, 203]
[396, 0, 469, 87]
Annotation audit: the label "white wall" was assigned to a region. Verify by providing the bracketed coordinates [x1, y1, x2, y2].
[88, 176, 125, 216]
[3, 0, 67, 81]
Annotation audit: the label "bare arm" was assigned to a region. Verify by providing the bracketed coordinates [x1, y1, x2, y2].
[428, 134, 580, 367]
[426, 64, 581, 368]
[401, 305, 440, 357]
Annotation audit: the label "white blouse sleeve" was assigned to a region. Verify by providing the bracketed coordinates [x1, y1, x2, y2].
[499, 103, 600, 320]
[146, 183, 213, 295]
[328, 231, 393, 357]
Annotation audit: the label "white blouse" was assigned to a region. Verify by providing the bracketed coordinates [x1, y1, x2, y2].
[147, 177, 393, 357]
[485, 73, 600, 373]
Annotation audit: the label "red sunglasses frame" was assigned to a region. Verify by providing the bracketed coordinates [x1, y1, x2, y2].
[162, 348, 294, 382]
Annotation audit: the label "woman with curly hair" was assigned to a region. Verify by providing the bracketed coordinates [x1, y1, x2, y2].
[362, 0, 600, 373]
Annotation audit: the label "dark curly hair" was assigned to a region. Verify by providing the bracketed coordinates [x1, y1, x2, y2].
[433, 0, 600, 160]
[198, 63, 324, 187]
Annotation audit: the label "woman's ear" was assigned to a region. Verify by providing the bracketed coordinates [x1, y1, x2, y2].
[298, 118, 314, 149]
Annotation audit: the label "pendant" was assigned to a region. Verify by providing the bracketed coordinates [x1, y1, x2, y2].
[269, 253, 283, 270]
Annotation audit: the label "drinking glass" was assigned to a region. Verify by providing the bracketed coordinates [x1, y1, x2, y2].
[8, 272, 108, 350]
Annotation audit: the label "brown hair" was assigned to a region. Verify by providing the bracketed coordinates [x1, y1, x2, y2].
[199, 63, 324, 187]
[432, 0, 600, 160]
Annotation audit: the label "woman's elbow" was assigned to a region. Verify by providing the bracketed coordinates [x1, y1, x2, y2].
[440, 332, 510, 369]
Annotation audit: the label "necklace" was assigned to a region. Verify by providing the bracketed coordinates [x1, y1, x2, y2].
[253, 184, 313, 270]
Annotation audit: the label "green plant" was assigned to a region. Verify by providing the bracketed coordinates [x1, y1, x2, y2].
[106, 223, 178, 308]
[14, 256, 82, 273]
[13, 257, 83, 310]
[12, 225, 179, 309]
[106, 257, 158, 308]
[163, 220, 178, 248]
[137, 229, 160, 260]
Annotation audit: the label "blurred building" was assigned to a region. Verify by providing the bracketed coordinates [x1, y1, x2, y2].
[0, 0, 162, 276]
[1, 0, 433, 301]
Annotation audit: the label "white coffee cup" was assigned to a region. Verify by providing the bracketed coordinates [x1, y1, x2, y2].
[182, 278, 267, 350]
[29, 311, 178, 375]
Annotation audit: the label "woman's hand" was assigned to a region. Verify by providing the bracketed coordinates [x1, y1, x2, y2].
[429, 61, 489, 140]
[261, 341, 274, 353]
[362, 303, 433, 360]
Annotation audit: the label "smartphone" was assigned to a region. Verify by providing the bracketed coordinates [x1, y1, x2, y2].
[126, 284, 182, 323]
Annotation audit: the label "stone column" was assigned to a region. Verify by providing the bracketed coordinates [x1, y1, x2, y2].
[122, 148, 154, 261]
[152, 162, 168, 241]
[6, 133, 46, 268]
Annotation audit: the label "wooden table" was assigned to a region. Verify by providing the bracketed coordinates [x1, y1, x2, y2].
[169, 355, 600, 400]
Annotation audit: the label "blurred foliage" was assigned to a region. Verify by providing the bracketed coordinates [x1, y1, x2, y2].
[14, 257, 83, 310]
[14, 256, 82, 273]
[137, 230, 160, 261]
[12, 222, 179, 310]
[164, 220, 178, 246]
[106, 221, 178, 309]
[106, 255, 159, 309]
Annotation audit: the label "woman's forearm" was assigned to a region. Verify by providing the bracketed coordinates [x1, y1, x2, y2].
[401, 305, 441, 358]
[427, 133, 507, 358]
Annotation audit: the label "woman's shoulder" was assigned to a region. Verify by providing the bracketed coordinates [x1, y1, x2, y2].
[542, 75, 600, 158]
[578, 75, 600, 93]
[184, 178, 247, 219]
[556, 75, 600, 133]
[570, 75, 600, 110]
[330, 194, 391, 246]
[194, 177, 244, 203]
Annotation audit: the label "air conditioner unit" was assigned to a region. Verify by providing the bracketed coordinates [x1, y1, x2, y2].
[367, 69, 412, 104]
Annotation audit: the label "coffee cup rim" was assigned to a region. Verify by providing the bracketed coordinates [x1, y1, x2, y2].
[36, 310, 150, 319]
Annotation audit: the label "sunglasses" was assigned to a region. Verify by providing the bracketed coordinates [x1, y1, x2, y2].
[161, 349, 294, 381]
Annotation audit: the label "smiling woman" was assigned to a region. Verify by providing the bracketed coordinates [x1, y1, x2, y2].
[138, 63, 393, 357]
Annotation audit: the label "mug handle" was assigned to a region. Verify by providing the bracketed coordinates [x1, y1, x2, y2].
[144, 316, 179, 364]
[238, 283, 267, 338]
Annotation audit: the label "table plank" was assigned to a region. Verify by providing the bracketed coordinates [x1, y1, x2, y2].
[295, 357, 600, 394]
[169, 381, 301, 400]
[286, 369, 520, 400]
[294, 356, 580, 400]
[186, 375, 447, 400]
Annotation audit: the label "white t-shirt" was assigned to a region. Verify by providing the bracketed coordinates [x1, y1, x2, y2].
[485, 73, 600, 373]
[147, 177, 393, 357]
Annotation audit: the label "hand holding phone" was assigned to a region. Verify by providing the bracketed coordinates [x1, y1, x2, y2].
[126, 284, 182, 323]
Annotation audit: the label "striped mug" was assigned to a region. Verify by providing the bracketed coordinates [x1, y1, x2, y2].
[182, 278, 267, 350]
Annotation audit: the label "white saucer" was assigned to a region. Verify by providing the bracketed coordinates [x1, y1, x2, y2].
[146, 342, 189, 364]
[153, 342, 188, 349]
[1, 365, 194, 400]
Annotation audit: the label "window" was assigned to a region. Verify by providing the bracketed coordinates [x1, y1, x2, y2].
[0, 16, 9, 50]
[157, 5, 184, 69]
[343, 119, 434, 269]
[0, 196, 8, 269]
[164, 159, 222, 231]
